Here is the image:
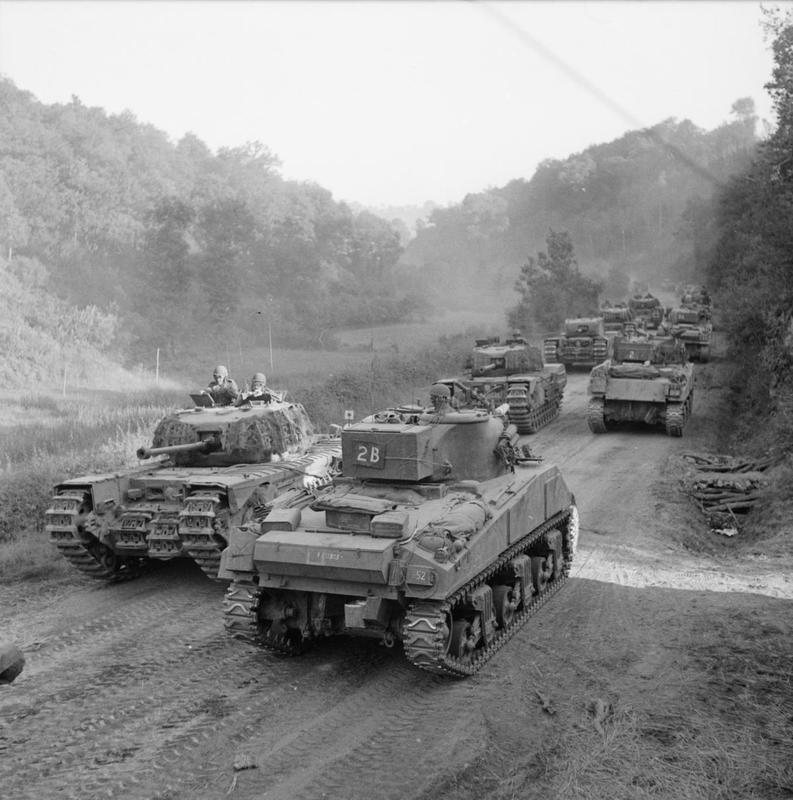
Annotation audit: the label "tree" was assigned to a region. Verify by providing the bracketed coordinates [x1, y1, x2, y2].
[508, 230, 602, 332]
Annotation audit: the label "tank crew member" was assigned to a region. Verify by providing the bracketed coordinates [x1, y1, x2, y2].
[237, 372, 272, 404]
[428, 383, 453, 417]
[206, 365, 239, 406]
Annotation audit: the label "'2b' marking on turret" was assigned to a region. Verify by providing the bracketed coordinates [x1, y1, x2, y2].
[353, 441, 386, 469]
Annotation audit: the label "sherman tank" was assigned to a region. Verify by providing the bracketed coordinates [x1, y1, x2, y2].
[46, 394, 341, 581]
[664, 306, 712, 361]
[434, 333, 566, 433]
[599, 302, 637, 337]
[543, 317, 610, 368]
[220, 403, 578, 676]
[628, 293, 664, 330]
[587, 335, 694, 436]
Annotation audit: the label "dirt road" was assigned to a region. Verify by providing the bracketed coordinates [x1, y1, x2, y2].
[2, 368, 791, 800]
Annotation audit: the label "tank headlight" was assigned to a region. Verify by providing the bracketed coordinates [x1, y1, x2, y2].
[126, 488, 144, 501]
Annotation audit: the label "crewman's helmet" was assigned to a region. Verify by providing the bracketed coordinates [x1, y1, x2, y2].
[213, 365, 228, 380]
[251, 372, 266, 389]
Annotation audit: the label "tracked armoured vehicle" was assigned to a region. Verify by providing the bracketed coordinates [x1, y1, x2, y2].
[599, 302, 637, 337]
[435, 334, 566, 433]
[46, 394, 340, 581]
[664, 306, 712, 362]
[628, 293, 664, 330]
[543, 317, 610, 368]
[221, 403, 578, 676]
[587, 336, 694, 436]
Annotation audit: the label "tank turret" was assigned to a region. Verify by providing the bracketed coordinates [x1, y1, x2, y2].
[221, 406, 577, 676]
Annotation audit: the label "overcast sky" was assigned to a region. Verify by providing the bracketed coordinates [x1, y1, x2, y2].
[0, 1, 784, 207]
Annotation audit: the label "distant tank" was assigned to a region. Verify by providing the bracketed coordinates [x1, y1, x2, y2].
[221, 403, 578, 676]
[599, 302, 637, 337]
[543, 317, 610, 368]
[587, 335, 694, 436]
[46, 394, 340, 581]
[664, 306, 713, 362]
[434, 333, 566, 433]
[680, 284, 711, 307]
[628, 294, 664, 330]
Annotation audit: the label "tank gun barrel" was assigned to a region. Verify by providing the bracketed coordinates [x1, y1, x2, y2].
[136, 440, 220, 460]
[473, 363, 498, 375]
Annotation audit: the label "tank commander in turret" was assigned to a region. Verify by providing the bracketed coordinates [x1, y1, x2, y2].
[206, 365, 239, 406]
[236, 372, 273, 405]
[427, 383, 454, 418]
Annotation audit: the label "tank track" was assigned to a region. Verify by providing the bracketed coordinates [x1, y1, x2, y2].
[665, 389, 693, 437]
[587, 397, 607, 433]
[402, 505, 577, 676]
[507, 398, 561, 434]
[179, 491, 229, 580]
[223, 581, 306, 656]
[46, 491, 140, 580]
[223, 505, 578, 672]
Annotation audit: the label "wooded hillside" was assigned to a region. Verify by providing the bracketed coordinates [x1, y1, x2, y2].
[402, 106, 759, 307]
[0, 78, 428, 369]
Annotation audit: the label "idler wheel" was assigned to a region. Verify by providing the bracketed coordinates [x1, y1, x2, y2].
[96, 543, 120, 573]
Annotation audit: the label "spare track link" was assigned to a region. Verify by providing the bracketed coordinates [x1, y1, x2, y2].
[180, 491, 226, 579]
[543, 341, 558, 363]
[46, 491, 135, 580]
[402, 506, 576, 677]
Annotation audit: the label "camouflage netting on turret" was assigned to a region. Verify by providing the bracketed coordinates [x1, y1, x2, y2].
[151, 403, 315, 466]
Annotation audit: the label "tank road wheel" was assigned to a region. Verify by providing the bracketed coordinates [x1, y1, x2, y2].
[530, 556, 554, 594]
[587, 397, 607, 433]
[492, 584, 518, 629]
[531, 530, 564, 593]
[448, 620, 476, 663]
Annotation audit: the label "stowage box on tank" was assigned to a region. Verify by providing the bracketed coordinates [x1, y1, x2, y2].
[221, 404, 578, 676]
[46, 396, 340, 581]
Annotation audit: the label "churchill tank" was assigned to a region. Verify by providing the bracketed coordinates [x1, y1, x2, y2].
[436, 333, 566, 433]
[46, 394, 341, 581]
[220, 403, 578, 676]
[543, 318, 610, 368]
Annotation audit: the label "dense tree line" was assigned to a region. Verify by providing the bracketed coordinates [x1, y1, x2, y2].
[402, 106, 760, 310]
[704, 9, 793, 445]
[0, 79, 427, 364]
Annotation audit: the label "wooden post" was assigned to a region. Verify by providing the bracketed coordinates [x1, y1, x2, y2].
[268, 321, 274, 371]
